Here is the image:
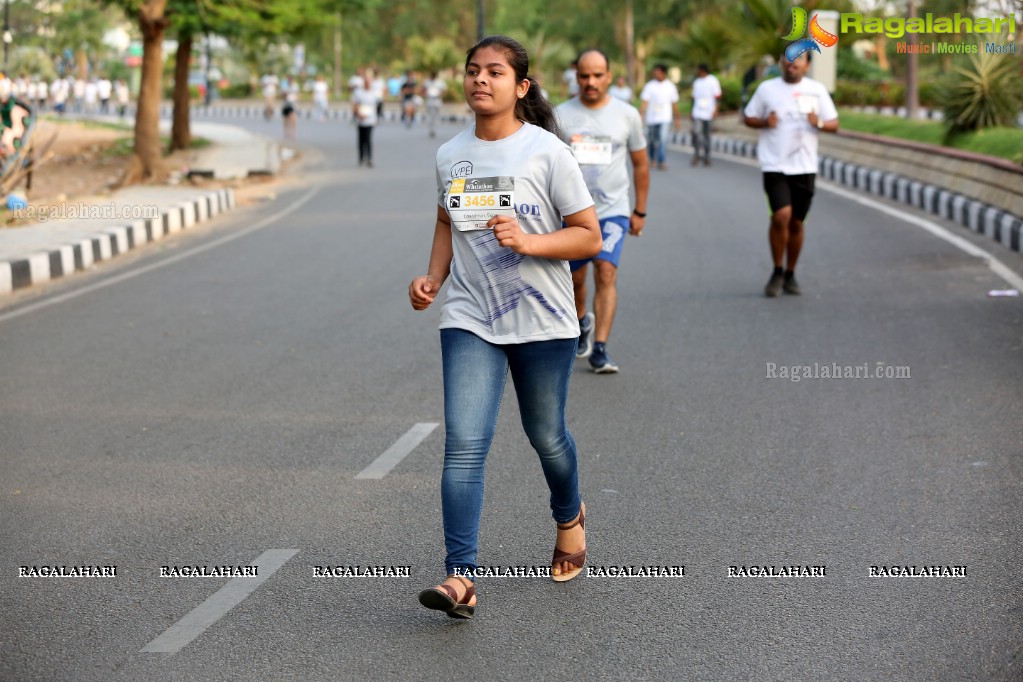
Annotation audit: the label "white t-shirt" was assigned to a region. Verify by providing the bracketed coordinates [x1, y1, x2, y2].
[352, 87, 378, 126]
[435, 123, 595, 344]
[563, 68, 579, 96]
[609, 85, 633, 102]
[691, 74, 722, 121]
[743, 76, 838, 175]
[423, 78, 446, 104]
[639, 79, 679, 125]
[312, 80, 329, 103]
[556, 96, 646, 220]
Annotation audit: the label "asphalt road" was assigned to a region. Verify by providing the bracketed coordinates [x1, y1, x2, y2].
[1, 111, 1022, 681]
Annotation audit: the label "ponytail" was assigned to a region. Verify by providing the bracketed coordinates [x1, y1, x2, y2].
[517, 77, 561, 138]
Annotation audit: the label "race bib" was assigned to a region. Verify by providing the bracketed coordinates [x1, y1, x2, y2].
[357, 104, 374, 118]
[796, 94, 819, 115]
[571, 135, 613, 165]
[446, 176, 516, 232]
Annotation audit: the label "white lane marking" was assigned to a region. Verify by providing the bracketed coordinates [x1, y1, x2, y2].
[822, 184, 1023, 292]
[355, 422, 439, 479]
[672, 144, 1023, 291]
[141, 549, 298, 653]
[0, 185, 323, 325]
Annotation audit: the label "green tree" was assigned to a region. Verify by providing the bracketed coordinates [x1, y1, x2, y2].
[48, 0, 122, 79]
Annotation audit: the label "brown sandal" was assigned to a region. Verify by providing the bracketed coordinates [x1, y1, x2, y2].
[418, 574, 476, 619]
[552, 502, 586, 582]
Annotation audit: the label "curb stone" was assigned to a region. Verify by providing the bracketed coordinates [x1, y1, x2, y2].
[156, 104, 474, 125]
[0, 188, 235, 294]
[670, 131, 1023, 256]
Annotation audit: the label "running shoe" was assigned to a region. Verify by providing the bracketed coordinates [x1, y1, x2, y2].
[589, 343, 619, 374]
[783, 272, 801, 295]
[576, 312, 594, 359]
[764, 271, 784, 298]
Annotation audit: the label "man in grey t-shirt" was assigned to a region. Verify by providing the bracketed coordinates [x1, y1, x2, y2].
[557, 49, 649, 374]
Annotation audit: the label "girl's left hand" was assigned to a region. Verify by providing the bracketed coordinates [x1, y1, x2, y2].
[488, 215, 534, 255]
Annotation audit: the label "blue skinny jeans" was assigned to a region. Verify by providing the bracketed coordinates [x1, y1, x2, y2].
[439, 327, 582, 578]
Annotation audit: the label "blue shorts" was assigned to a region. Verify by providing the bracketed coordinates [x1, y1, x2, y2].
[569, 215, 630, 271]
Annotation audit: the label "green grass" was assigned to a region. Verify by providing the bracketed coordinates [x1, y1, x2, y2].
[41, 115, 134, 133]
[104, 136, 212, 158]
[838, 108, 1023, 164]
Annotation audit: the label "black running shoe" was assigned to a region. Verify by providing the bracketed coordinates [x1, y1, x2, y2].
[764, 272, 784, 298]
[783, 272, 801, 295]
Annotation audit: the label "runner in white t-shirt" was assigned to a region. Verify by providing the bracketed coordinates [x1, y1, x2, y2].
[422, 72, 447, 138]
[312, 74, 329, 121]
[639, 64, 680, 170]
[351, 72, 379, 167]
[410, 35, 600, 619]
[557, 48, 649, 374]
[743, 51, 839, 297]
[690, 63, 721, 166]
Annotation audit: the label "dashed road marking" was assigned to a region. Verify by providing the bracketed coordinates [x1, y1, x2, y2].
[141, 548, 299, 653]
[355, 422, 439, 479]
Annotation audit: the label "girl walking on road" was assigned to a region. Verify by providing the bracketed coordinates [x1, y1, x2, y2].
[409, 35, 601, 619]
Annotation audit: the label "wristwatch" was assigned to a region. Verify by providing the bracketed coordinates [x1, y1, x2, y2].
[633, 209, 647, 218]
[817, 118, 825, 130]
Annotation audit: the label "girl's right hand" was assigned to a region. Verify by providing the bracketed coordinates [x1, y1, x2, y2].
[409, 275, 441, 310]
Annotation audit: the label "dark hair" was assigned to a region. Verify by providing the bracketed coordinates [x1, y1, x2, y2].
[576, 48, 611, 71]
[653, 63, 668, 74]
[697, 63, 710, 73]
[465, 35, 561, 137]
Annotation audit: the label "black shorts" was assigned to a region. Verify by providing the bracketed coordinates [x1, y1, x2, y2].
[763, 172, 816, 221]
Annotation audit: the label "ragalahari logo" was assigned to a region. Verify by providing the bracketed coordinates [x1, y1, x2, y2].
[782, 7, 838, 62]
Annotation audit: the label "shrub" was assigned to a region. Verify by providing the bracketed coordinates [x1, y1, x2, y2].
[939, 46, 1023, 139]
[219, 82, 253, 99]
[718, 76, 744, 112]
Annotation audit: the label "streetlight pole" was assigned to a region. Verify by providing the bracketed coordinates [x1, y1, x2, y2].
[476, 0, 484, 41]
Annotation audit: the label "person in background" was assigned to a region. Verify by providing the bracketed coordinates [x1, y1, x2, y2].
[97, 75, 112, 115]
[609, 75, 633, 102]
[352, 70, 379, 167]
[422, 71, 447, 137]
[639, 64, 680, 171]
[557, 48, 649, 375]
[743, 51, 838, 297]
[281, 86, 297, 141]
[312, 74, 329, 121]
[562, 59, 579, 99]
[690, 63, 722, 167]
[400, 70, 418, 127]
[114, 79, 130, 119]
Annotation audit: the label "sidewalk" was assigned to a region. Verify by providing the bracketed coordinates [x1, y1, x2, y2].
[0, 121, 279, 295]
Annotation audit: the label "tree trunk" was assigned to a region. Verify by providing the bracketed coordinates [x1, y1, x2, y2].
[875, 35, 889, 72]
[170, 31, 192, 152]
[76, 48, 89, 81]
[624, 0, 635, 90]
[126, 0, 169, 184]
[905, 0, 919, 119]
